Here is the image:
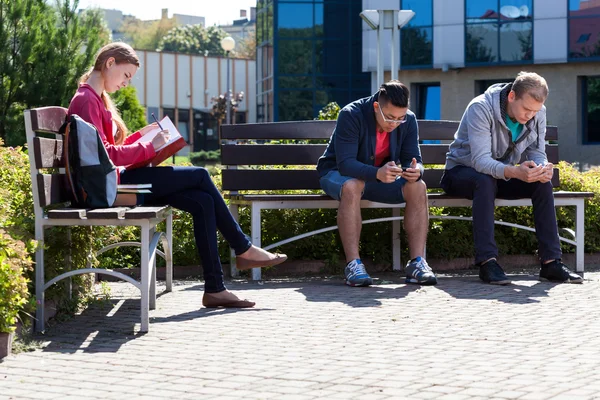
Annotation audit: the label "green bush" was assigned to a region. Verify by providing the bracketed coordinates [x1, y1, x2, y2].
[0, 229, 34, 333]
[189, 150, 221, 165]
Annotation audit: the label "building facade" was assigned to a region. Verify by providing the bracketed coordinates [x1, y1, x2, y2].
[362, 0, 600, 167]
[258, 0, 600, 167]
[130, 51, 256, 154]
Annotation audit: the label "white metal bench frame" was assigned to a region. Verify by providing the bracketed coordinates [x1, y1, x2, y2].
[229, 194, 585, 280]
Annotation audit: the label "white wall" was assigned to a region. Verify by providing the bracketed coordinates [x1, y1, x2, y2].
[534, 0, 568, 63]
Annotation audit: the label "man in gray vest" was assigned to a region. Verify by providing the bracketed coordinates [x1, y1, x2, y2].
[441, 71, 582, 285]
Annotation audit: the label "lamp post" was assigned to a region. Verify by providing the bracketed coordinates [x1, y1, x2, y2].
[359, 9, 415, 84]
[220, 36, 236, 126]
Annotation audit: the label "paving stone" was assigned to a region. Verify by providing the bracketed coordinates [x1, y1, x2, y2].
[0, 273, 599, 399]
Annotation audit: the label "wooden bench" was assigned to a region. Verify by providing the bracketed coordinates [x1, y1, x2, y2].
[221, 120, 593, 280]
[25, 107, 173, 333]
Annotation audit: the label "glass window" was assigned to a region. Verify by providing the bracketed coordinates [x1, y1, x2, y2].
[466, 0, 498, 22]
[279, 76, 313, 89]
[417, 85, 441, 120]
[278, 3, 314, 38]
[466, 24, 498, 63]
[402, 27, 433, 66]
[569, 17, 600, 59]
[279, 40, 314, 74]
[402, 0, 432, 27]
[476, 78, 511, 95]
[177, 109, 190, 143]
[499, 22, 532, 62]
[279, 90, 314, 121]
[583, 76, 600, 143]
[318, 40, 350, 74]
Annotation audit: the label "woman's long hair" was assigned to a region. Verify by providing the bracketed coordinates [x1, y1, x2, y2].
[79, 42, 140, 145]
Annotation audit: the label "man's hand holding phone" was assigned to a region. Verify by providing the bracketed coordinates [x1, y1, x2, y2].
[377, 161, 403, 183]
[399, 158, 421, 183]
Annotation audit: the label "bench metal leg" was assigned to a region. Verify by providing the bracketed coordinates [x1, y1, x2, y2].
[149, 227, 157, 310]
[35, 224, 45, 333]
[251, 204, 262, 281]
[166, 210, 173, 292]
[575, 199, 585, 274]
[229, 203, 240, 278]
[140, 223, 150, 333]
[392, 208, 402, 270]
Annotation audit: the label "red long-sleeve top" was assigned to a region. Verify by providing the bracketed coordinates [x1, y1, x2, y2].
[67, 84, 155, 167]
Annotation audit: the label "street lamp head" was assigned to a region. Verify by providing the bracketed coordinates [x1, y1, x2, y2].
[360, 9, 415, 29]
[397, 10, 415, 28]
[220, 36, 235, 52]
[359, 10, 380, 30]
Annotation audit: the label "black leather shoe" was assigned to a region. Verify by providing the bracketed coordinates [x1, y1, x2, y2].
[539, 260, 583, 283]
[479, 259, 511, 285]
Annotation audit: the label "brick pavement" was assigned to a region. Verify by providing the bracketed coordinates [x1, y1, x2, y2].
[1, 271, 600, 400]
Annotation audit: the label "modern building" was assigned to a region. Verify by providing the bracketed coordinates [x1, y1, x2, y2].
[255, 0, 372, 123]
[259, 0, 600, 167]
[130, 51, 256, 154]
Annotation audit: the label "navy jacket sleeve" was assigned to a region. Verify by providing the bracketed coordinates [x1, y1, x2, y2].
[397, 115, 423, 167]
[334, 109, 379, 182]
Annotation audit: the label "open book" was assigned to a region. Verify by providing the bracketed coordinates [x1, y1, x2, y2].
[125, 116, 187, 170]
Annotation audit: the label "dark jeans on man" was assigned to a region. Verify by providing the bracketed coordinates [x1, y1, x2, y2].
[120, 166, 252, 293]
[440, 165, 562, 265]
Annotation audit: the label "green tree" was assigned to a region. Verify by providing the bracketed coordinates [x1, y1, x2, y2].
[466, 27, 495, 63]
[121, 16, 177, 51]
[158, 25, 229, 56]
[0, 0, 109, 146]
[110, 86, 147, 132]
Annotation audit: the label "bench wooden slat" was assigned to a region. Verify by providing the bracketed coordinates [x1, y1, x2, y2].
[221, 120, 336, 140]
[47, 208, 87, 219]
[124, 206, 170, 219]
[37, 174, 70, 207]
[30, 107, 67, 134]
[222, 144, 327, 165]
[221, 143, 558, 166]
[222, 168, 560, 191]
[221, 120, 559, 142]
[33, 137, 65, 169]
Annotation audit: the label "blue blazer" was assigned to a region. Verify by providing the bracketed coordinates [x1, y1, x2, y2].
[316, 92, 423, 181]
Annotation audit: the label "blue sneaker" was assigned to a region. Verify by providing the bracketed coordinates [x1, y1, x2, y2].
[405, 257, 437, 285]
[344, 259, 373, 287]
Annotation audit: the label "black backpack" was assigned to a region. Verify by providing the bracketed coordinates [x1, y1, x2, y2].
[61, 115, 119, 208]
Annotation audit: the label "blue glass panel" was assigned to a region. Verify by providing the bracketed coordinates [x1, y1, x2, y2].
[584, 77, 600, 143]
[499, 22, 532, 62]
[401, 27, 433, 66]
[279, 91, 314, 121]
[279, 40, 313, 74]
[278, 3, 314, 37]
[402, 0, 432, 27]
[466, 23, 498, 63]
[466, 0, 498, 22]
[423, 86, 440, 120]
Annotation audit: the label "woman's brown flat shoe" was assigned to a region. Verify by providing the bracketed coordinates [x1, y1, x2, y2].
[235, 253, 287, 271]
[202, 292, 255, 308]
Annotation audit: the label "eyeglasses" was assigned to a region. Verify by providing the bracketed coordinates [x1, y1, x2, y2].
[377, 104, 407, 124]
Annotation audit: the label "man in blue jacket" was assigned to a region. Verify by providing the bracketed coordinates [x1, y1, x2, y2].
[316, 80, 436, 287]
[441, 71, 582, 285]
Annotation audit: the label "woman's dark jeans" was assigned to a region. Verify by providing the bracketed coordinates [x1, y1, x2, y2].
[120, 166, 252, 293]
[440, 165, 562, 265]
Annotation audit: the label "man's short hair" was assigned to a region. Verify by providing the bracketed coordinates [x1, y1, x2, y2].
[512, 71, 549, 102]
[378, 80, 410, 108]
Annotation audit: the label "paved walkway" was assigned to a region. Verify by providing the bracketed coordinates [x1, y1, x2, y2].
[1, 272, 600, 400]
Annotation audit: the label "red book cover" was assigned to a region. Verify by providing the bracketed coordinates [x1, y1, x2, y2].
[125, 116, 187, 170]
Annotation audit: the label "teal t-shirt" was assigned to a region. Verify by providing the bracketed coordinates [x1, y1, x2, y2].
[505, 115, 523, 142]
